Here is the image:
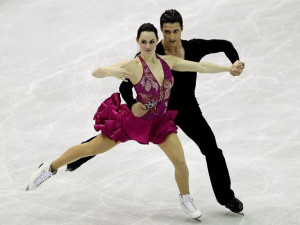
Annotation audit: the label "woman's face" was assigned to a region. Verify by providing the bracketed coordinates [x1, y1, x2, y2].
[136, 31, 158, 55]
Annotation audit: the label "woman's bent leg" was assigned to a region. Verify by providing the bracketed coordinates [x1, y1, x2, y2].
[158, 133, 201, 219]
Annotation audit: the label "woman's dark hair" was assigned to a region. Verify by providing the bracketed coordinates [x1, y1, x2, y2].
[160, 9, 183, 29]
[136, 23, 158, 40]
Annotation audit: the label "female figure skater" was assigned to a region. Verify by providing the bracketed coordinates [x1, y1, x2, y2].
[26, 23, 243, 220]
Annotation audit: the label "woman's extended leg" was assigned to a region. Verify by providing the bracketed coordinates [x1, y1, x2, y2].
[51, 134, 120, 171]
[26, 134, 119, 190]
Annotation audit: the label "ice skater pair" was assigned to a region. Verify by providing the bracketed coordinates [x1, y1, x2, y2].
[26, 22, 244, 221]
[68, 9, 245, 215]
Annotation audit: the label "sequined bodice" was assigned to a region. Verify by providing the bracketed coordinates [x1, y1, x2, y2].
[134, 55, 174, 120]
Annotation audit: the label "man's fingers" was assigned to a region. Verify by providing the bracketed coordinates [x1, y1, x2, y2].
[236, 62, 245, 69]
[141, 105, 148, 110]
[137, 103, 148, 110]
[121, 72, 133, 80]
[124, 72, 134, 78]
[233, 60, 245, 68]
[237, 64, 244, 69]
[231, 69, 241, 76]
[132, 102, 149, 117]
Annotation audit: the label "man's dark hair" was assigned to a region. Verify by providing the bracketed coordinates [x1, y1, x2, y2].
[160, 9, 183, 29]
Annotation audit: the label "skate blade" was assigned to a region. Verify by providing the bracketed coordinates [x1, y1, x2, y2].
[238, 211, 244, 216]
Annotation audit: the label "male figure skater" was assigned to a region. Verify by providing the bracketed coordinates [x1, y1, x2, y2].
[67, 9, 244, 214]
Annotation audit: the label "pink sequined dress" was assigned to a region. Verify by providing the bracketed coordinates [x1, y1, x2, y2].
[93, 55, 178, 144]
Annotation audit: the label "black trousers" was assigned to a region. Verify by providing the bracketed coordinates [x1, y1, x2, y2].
[173, 102, 235, 205]
[67, 102, 235, 205]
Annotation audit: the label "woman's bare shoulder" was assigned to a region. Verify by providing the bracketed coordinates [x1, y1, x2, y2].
[118, 59, 136, 67]
[160, 54, 179, 59]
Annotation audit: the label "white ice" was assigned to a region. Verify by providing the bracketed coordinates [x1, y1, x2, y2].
[0, 0, 299, 224]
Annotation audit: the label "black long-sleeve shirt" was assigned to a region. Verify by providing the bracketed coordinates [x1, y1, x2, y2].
[119, 39, 239, 110]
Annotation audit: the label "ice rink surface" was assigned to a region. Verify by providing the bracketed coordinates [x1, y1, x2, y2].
[0, 0, 299, 224]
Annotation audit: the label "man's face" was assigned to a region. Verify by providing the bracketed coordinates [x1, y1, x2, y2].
[161, 22, 183, 45]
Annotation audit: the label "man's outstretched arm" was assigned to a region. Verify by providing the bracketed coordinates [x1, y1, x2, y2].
[192, 39, 240, 64]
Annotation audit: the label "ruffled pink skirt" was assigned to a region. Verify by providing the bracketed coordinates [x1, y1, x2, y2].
[93, 93, 178, 144]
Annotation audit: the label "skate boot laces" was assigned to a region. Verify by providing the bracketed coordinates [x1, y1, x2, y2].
[26, 162, 57, 191]
[179, 194, 202, 219]
[182, 195, 197, 213]
[33, 169, 52, 187]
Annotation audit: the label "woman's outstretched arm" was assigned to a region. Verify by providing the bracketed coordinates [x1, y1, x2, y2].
[92, 60, 134, 81]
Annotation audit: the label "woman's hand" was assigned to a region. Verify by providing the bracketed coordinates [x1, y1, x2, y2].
[112, 68, 134, 82]
[131, 102, 149, 117]
[230, 60, 245, 76]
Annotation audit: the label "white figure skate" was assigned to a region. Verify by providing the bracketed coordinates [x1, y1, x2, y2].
[26, 162, 56, 191]
[179, 194, 202, 220]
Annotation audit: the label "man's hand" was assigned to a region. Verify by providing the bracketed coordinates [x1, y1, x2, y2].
[230, 60, 245, 76]
[132, 102, 149, 117]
